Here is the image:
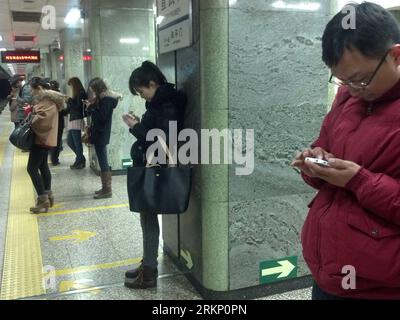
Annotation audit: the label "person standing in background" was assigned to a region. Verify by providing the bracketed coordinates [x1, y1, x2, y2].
[85, 78, 121, 199]
[7, 76, 22, 128]
[65, 77, 88, 169]
[49, 80, 67, 166]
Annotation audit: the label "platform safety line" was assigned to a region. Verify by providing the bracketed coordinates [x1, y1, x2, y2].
[0, 150, 45, 300]
[55, 257, 143, 277]
[37, 203, 129, 217]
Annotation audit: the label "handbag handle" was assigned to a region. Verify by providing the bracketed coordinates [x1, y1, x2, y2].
[146, 136, 176, 167]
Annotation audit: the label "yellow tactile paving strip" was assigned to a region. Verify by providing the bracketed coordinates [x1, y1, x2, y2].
[0, 150, 45, 300]
[0, 125, 9, 167]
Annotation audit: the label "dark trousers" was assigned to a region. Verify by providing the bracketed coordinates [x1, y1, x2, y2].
[140, 212, 159, 269]
[312, 281, 349, 300]
[94, 144, 109, 172]
[51, 124, 64, 164]
[67, 130, 85, 164]
[27, 145, 51, 195]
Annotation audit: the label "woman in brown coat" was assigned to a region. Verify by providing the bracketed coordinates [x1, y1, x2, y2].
[28, 77, 65, 213]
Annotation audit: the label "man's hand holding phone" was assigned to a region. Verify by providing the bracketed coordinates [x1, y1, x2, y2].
[291, 147, 361, 188]
[291, 147, 334, 178]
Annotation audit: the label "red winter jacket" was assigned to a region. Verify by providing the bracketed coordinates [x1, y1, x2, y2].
[301, 80, 400, 299]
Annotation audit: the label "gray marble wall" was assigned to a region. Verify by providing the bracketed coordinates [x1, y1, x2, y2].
[84, 0, 155, 172]
[60, 28, 84, 96]
[228, 0, 332, 289]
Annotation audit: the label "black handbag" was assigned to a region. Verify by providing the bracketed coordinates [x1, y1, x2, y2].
[9, 119, 35, 151]
[127, 136, 192, 214]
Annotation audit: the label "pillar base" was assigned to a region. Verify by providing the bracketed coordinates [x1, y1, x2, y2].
[163, 245, 313, 300]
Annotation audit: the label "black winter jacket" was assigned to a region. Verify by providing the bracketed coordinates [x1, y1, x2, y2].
[129, 83, 187, 166]
[66, 91, 88, 121]
[86, 91, 119, 146]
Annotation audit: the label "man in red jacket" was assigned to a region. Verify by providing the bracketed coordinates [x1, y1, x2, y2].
[292, 2, 400, 300]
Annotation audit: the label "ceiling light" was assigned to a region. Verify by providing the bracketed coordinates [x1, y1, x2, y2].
[156, 16, 165, 25]
[120, 38, 140, 44]
[0, 48, 7, 51]
[0, 35, 3, 41]
[271, 1, 321, 11]
[142, 46, 150, 51]
[64, 8, 81, 25]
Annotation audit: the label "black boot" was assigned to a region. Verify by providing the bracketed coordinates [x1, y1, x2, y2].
[124, 266, 157, 289]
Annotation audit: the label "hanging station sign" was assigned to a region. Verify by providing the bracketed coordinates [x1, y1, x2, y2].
[157, 0, 193, 54]
[1, 50, 41, 63]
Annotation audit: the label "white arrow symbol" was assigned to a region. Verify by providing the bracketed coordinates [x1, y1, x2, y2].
[180, 249, 193, 270]
[261, 260, 295, 278]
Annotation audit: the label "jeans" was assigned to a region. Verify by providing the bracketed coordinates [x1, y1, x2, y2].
[67, 130, 85, 164]
[51, 125, 64, 164]
[27, 145, 51, 195]
[140, 212, 160, 269]
[94, 144, 110, 172]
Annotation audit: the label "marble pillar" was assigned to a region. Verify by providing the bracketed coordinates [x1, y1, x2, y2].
[40, 52, 51, 79]
[49, 47, 63, 84]
[228, 0, 332, 290]
[159, 0, 335, 296]
[59, 28, 84, 96]
[84, 0, 155, 172]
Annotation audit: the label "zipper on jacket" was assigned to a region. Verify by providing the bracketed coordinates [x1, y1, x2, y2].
[366, 103, 373, 116]
[316, 191, 336, 279]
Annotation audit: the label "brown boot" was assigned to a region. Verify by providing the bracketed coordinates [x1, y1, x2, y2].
[45, 190, 54, 207]
[93, 172, 112, 199]
[124, 259, 159, 279]
[94, 174, 105, 195]
[30, 194, 50, 214]
[124, 266, 157, 289]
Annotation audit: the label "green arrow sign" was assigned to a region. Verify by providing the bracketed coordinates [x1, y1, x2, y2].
[259, 256, 297, 284]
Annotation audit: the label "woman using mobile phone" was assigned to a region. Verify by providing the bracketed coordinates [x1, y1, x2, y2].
[122, 61, 187, 289]
[28, 77, 65, 213]
[85, 77, 121, 199]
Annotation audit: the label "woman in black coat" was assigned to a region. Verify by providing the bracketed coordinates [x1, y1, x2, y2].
[85, 78, 120, 199]
[122, 61, 186, 289]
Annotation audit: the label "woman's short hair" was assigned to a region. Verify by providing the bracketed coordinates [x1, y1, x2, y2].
[129, 61, 167, 95]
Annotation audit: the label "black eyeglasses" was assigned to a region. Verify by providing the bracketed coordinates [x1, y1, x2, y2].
[329, 49, 390, 90]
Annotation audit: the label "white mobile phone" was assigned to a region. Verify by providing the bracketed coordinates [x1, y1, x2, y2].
[305, 157, 330, 167]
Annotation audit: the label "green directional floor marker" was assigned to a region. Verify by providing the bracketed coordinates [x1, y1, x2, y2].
[259, 256, 298, 284]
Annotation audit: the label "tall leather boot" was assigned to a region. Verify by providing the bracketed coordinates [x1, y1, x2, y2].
[44, 190, 54, 208]
[30, 194, 50, 214]
[94, 172, 106, 195]
[93, 172, 112, 199]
